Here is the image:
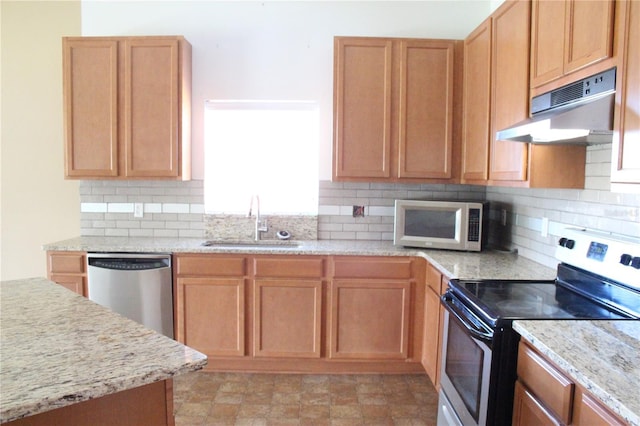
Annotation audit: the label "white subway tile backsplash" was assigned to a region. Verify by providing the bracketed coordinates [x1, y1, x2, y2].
[162, 203, 190, 214]
[367, 206, 394, 216]
[144, 203, 162, 213]
[190, 204, 205, 214]
[79, 154, 638, 269]
[81, 203, 107, 213]
[107, 203, 134, 213]
[318, 205, 340, 215]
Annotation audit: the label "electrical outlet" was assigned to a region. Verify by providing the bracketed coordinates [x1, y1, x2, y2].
[501, 209, 507, 226]
[353, 206, 365, 217]
[134, 203, 144, 218]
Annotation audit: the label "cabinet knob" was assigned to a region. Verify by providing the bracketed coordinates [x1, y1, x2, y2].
[558, 238, 576, 249]
[620, 254, 633, 266]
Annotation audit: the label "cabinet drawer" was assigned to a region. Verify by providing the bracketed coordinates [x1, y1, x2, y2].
[517, 342, 574, 424]
[254, 257, 324, 278]
[48, 251, 86, 274]
[333, 257, 413, 279]
[176, 255, 246, 276]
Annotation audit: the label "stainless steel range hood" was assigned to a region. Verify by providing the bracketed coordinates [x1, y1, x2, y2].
[496, 68, 616, 145]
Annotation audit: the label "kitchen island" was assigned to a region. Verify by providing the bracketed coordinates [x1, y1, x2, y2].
[514, 320, 640, 426]
[0, 277, 207, 425]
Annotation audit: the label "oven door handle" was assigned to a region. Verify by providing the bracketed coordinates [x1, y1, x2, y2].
[442, 295, 494, 344]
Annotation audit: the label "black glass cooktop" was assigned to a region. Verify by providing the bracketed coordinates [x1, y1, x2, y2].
[448, 279, 629, 327]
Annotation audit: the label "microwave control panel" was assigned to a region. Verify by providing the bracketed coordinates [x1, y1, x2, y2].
[467, 208, 481, 242]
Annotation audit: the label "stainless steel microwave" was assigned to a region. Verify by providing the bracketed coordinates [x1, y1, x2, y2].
[393, 200, 489, 251]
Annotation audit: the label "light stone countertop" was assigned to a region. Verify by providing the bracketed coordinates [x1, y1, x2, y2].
[42, 236, 559, 280]
[0, 277, 207, 424]
[42, 236, 639, 422]
[514, 320, 640, 426]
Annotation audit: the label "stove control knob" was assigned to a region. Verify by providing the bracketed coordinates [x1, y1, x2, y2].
[559, 237, 568, 247]
[620, 254, 633, 266]
[565, 239, 576, 249]
[631, 257, 640, 269]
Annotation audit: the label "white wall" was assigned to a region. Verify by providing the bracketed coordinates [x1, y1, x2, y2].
[81, 0, 494, 181]
[1, 1, 81, 280]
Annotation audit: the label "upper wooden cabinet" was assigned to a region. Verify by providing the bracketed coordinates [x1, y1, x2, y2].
[462, 0, 587, 189]
[489, 0, 531, 183]
[530, 0, 615, 89]
[611, 0, 640, 191]
[461, 18, 492, 182]
[333, 36, 460, 183]
[63, 36, 192, 180]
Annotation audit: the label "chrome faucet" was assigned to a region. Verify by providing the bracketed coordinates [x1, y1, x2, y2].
[248, 194, 268, 241]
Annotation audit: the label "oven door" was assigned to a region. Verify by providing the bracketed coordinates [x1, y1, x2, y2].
[439, 292, 494, 426]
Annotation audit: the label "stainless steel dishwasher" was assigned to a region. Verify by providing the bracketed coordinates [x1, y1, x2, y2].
[87, 253, 174, 338]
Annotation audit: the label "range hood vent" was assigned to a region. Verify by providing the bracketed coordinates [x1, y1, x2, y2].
[496, 68, 616, 145]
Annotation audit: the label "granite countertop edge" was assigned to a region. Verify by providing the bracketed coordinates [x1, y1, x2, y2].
[0, 277, 208, 424]
[42, 236, 559, 281]
[514, 320, 640, 426]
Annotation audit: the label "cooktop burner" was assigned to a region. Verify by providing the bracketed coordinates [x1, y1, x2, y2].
[449, 279, 629, 326]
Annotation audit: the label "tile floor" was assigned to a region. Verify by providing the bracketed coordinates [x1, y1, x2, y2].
[173, 371, 439, 425]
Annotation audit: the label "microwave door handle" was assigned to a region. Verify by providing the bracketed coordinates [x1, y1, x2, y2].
[442, 296, 493, 344]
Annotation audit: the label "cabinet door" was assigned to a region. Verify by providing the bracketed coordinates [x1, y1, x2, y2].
[333, 37, 393, 179]
[254, 279, 322, 358]
[330, 279, 411, 360]
[123, 38, 180, 178]
[489, 0, 530, 183]
[398, 40, 455, 179]
[422, 287, 441, 383]
[421, 264, 442, 384]
[461, 18, 492, 182]
[512, 381, 563, 426]
[517, 342, 574, 424]
[63, 39, 119, 178]
[564, 0, 615, 74]
[175, 277, 245, 357]
[530, 0, 566, 87]
[573, 387, 626, 426]
[611, 0, 640, 187]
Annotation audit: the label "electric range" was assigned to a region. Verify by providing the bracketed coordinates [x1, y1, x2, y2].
[437, 228, 640, 426]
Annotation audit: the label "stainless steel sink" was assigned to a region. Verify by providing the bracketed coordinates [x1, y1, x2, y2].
[201, 240, 299, 248]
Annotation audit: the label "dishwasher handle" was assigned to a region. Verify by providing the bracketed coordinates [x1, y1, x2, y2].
[88, 257, 170, 271]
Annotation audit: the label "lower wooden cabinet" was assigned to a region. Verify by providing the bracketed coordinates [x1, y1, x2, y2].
[329, 256, 424, 362]
[46, 251, 87, 296]
[253, 256, 324, 358]
[329, 279, 411, 360]
[513, 380, 562, 426]
[176, 276, 246, 357]
[421, 263, 448, 388]
[514, 340, 626, 426]
[173, 253, 427, 373]
[6, 380, 174, 426]
[174, 255, 247, 357]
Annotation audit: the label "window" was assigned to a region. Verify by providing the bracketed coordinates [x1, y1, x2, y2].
[204, 100, 319, 215]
